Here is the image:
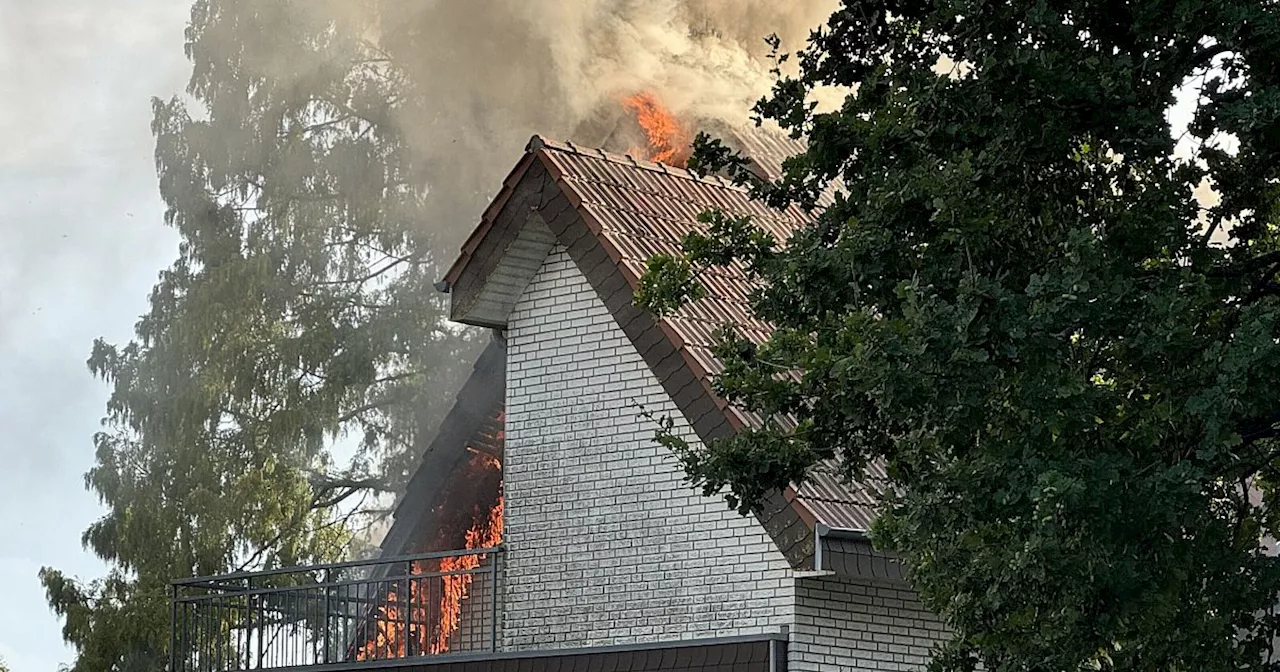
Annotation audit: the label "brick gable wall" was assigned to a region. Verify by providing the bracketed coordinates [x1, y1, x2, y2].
[501, 247, 795, 649]
[791, 577, 948, 671]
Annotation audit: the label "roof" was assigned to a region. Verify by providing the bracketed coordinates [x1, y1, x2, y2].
[441, 130, 885, 569]
[379, 337, 505, 557]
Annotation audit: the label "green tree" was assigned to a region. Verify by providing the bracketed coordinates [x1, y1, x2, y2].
[641, 1, 1280, 670]
[41, 2, 483, 670]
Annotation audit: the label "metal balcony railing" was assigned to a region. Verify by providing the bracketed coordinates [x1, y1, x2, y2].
[170, 547, 503, 672]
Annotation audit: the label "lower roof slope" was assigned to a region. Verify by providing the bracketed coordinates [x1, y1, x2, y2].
[379, 337, 505, 558]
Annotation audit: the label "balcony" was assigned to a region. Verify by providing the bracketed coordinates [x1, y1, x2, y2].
[170, 548, 503, 672]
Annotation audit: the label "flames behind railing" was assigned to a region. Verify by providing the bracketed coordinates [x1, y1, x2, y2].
[170, 548, 502, 672]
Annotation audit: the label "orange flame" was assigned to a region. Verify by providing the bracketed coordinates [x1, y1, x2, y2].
[355, 452, 503, 660]
[432, 496, 503, 653]
[622, 91, 692, 166]
[357, 592, 403, 660]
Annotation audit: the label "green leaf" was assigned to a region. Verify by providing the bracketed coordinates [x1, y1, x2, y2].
[641, 1, 1280, 670]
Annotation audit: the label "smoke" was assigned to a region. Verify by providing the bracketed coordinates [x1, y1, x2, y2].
[294, 0, 837, 549]
[152, 0, 841, 553]
[500, 0, 832, 122]
[372, 0, 839, 247]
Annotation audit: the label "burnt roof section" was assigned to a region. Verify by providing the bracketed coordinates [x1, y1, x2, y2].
[379, 336, 506, 557]
[442, 131, 883, 568]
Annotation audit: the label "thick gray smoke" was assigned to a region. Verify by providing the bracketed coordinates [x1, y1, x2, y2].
[341, 0, 838, 549]
[374, 0, 839, 247]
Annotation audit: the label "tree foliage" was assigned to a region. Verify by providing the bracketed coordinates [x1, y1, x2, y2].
[641, 1, 1280, 670]
[42, 2, 483, 670]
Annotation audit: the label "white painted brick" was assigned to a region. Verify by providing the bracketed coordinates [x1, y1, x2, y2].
[502, 247, 795, 650]
[790, 576, 947, 672]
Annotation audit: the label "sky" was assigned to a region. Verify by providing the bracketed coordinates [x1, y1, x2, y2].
[0, 1, 190, 670]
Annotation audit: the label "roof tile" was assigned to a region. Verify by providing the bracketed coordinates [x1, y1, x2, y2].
[520, 136, 878, 531]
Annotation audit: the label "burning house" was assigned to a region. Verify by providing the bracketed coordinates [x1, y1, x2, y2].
[170, 95, 948, 672]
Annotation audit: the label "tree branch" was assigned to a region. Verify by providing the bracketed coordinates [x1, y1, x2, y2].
[306, 471, 395, 495]
[336, 398, 400, 424]
[1209, 250, 1280, 278]
[308, 249, 427, 288]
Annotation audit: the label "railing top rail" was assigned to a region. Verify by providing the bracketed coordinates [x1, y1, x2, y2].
[171, 545, 505, 589]
[173, 565, 496, 602]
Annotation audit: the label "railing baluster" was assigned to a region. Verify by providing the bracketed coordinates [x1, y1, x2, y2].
[201, 593, 209, 672]
[285, 589, 289, 666]
[182, 600, 190, 672]
[235, 593, 243, 672]
[403, 560, 413, 659]
[255, 579, 263, 670]
[195, 593, 203, 672]
[189, 597, 196, 672]
[216, 598, 223, 672]
[489, 552, 499, 652]
[322, 568, 331, 665]
[169, 585, 177, 672]
[339, 580, 347, 663]
[244, 579, 253, 671]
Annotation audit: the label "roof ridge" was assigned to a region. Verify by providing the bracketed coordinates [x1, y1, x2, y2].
[526, 134, 743, 192]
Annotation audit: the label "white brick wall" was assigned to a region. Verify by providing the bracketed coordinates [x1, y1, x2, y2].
[791, 577, 948, 671]
[499, 245, 947, 668]
[502, 246, 795, 650]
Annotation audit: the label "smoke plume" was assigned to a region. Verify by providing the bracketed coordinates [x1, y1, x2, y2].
[374, 0, 838, 247]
